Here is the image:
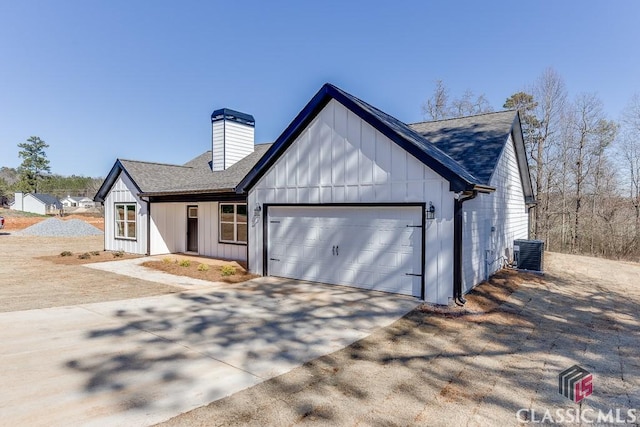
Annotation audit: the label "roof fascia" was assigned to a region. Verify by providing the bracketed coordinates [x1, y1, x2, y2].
[237, 84, 475, 193]
[93, 160, 142, 202]
[235, 85, 333, 193]
[510, 112, 535, 202]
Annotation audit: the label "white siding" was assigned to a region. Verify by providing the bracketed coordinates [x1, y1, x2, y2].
[103, 172, 148, 254]
[248, 99, 455, 305]
[212, 121, 225, 172]
[212, 120, 255, 171]
[150, 202, 247, 261]
[22, 195, 46, 215]
[461, 134, 528, 292]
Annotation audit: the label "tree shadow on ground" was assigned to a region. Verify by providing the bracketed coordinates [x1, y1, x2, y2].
[64, 279, 418, 420]
[154, 254, 640, 426]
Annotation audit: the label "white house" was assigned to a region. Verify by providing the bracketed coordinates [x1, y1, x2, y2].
[95, 84, 534, 305]
[95, 109, 270, 258]
[61, 196, 95, 208]
[11, 192, 62, 215]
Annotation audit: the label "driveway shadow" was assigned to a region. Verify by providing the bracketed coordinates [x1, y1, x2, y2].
[64, 279, 418, 422]
[155, 259, 640, 425]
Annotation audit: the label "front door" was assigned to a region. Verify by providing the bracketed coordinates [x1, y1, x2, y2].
[187, 206, 198, 253]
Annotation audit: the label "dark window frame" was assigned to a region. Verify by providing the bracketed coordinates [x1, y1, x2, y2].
[219, 203, 247, 245]
[114, 202, 137, 241]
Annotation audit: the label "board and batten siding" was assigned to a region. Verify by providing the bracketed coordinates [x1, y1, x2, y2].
[248, 99, 456, 305]
[150, 202, 247, 261]
[212, 120, 255, 171]
[103, 172, 148, 254]
[461, 133, 528, 292]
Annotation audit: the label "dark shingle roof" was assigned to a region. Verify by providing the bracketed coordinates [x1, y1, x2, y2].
[409, 111, 517, 186]
[116, 144, 272, 196]
[30, 193, 61, 206]
[238, 83, 501, 193]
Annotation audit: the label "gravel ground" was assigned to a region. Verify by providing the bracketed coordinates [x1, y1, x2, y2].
[16, 217, 103, 236]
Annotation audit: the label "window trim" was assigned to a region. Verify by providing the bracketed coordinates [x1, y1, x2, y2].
[114, 202, 137, 241]
[219, 203, 247, 245]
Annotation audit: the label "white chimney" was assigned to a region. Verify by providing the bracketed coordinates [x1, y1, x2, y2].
[211, 108, 255, 171]
[12, 192, 24, 211]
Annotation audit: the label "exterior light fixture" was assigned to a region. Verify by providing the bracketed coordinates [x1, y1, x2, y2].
[426, 202, 436, 220]
[253, 203, 262, 217]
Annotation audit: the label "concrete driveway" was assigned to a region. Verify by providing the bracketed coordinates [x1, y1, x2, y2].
[0, 278, 418, 426]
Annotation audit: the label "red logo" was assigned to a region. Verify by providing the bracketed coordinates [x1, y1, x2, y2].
[559, 365, 593, 402]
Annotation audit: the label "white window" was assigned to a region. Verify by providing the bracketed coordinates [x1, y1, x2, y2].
[219, 203, 247, 244]
[115, 203, 136, 240]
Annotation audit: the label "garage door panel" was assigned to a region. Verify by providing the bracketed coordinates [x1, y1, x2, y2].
[267, 206, 422, 297]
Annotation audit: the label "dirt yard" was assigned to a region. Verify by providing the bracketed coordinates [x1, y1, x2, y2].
[0, 235, 177, 312]
[158, 253, 640, 426]
[1, 231, 638, 425]
[0, 208, 104, 231]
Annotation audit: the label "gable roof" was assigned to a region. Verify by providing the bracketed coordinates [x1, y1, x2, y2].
[94, 144, 272, 202]
[408, 111, 518, 186]
[236, 83, 499, 194]
[29, 193, 61, 206]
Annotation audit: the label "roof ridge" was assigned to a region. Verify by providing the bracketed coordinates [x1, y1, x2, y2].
[119, 158, 194, 169]
[409, 109, 516, 126]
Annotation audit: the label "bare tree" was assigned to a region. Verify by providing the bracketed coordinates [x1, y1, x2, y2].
[422, 80, 450, 120]
[619, 94, 640, 252]
[531, 68, 567, 240]
[567, 93, 616, 253]
[450, 89, 494, 117]
[423, 80, 494, 120]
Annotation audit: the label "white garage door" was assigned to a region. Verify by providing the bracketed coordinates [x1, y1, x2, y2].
[267, 205, 423, 297]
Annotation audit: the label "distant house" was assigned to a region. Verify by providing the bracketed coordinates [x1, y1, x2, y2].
[11, 192, 62, 215]
[61, 196, 95, 208]
[96, 83, 534, 305]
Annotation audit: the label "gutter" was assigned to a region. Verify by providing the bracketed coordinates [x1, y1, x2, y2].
[138, 188, 236, 197]
[453, 191, 478, 306]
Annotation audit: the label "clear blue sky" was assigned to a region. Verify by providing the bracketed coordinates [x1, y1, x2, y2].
[1, 1, 638, 177]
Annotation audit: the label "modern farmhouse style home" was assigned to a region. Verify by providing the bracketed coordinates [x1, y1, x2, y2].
[95, 83, 534, 305]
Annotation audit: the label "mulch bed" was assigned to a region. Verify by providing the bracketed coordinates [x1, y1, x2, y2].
[142, 259, 258, 284]
[40, 250, 142, 265]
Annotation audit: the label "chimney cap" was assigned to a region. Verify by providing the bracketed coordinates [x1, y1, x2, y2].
[211, 108, 255, 127]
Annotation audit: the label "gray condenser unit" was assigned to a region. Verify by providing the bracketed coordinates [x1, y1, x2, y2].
[513, 239, 544, 272]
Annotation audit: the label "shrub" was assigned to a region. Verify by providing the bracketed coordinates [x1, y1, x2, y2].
[78, 252, 91, 260]
[220, 265, 236, 276]
[178, 259, 191, 267]
[60, 251, 73, 257]
[197, 263, 210, 272]
[91, 251, 100, 256]
[161, 257, 173, 264]
[113, 250, 125, 258]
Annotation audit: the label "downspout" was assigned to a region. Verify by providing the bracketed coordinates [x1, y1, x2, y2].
[453, 191, 478, 306]
[146, 200, 151, 256]
[140, 196, 151, 256]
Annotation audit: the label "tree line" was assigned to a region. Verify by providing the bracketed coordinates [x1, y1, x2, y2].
[0, 136, 103, 206]
[423, 68, 640, 261]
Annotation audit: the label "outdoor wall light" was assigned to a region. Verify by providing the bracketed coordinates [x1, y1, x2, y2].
[426, 202, 436, 220]
[253, 203, 262, 217]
